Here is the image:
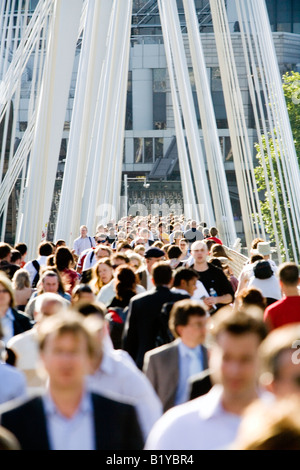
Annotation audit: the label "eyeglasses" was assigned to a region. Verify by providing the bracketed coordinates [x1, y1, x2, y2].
[0, 289, 9, 294]
[96, 240, 106, 244]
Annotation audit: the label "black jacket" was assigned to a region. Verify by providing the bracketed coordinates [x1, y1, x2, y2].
[0, 393, 144, 450]
[122, 286, 189, 369]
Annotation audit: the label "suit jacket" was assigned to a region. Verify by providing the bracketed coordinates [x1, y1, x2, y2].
[143, 339, 209, 412]
[122, 286, 189, 369]
[188, 368, 213, 400]
[11, 308, 33, 337]
[0, 393, 144, 450]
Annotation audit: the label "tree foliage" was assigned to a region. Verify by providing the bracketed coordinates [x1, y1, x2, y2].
[254, 71, 300, 261]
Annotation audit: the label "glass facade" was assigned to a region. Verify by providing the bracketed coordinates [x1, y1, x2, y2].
[266, 0, 300, 33]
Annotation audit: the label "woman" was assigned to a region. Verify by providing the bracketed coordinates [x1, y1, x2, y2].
[89, 258, 114, 296]
[128, 252, 144, 273]
[11, 269, 34, 312]
[107, 266, 138, 349]
[108, 265, 138, 309]
[0, 274, 32, 349]
[54, 246, 79, 295]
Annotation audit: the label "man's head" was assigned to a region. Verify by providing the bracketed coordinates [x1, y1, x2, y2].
[144, 247, 165, 274]
[95, 245, 112, 261]
[38, 312, 96, 390]
[278, 262, 300, 292]
[152, 261, 173, 287]
[169, 299, 208, 348]
[209, 307, 268, 398]
[259, 324, 300, 398]
[209, 227, 219, 237]
[80, 225, 88, 238]
[34, 292, 66, 324]
[173, 268, 199, 296]
[41, 271, 60, 293]
[0, 243, 12, 262]
[191, 241, 209, 265]
[71, 284, 95, 306]
[14, 243, 27, 260]
[38, 242, 54, 257]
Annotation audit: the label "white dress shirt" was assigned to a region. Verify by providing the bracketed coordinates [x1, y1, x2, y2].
[0, 362, 27, 405]
[24, 256, 49, 286]
[145, 385, 272, 450]
[73, 236, 95, 257]
[86, 349, 163, 440]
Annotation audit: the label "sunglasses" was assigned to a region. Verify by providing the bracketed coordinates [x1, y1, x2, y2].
[96, 239, 107, 244]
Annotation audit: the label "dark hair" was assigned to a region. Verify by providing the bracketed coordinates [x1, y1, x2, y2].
[209, 258, 223, 269]
[167, 246, 182, 260]
[111, 253, 129, 265]
[72, 284, 94, 297]
[0, 243, 11, 260]
[237, 287, 267, 311]
[56, 240, 66, 248]
[209, 227, 219, 237]
[55, 246, 74, 271]
[74, 302, 107, 319]
[251, 238, 265, 250]
[173, 268, 199, 287]
[115, 266, 137, 301]
[210, 307, 268, 343]
[250, 254, 264, 264]
[39, 242, 54, 257]
[278, 262, 300, 286]
[203, 239, 215, 251]
[39, 268, 66, 295]
[10, 250, 21, 263]
[14, 243, 27, 256]
[152, 262, 173, 286]
[169, 299, 207, 337]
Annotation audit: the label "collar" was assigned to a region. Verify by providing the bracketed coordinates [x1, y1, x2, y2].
[172, 287, 190, 296]
[98, 351, 115, 375]
[197, 384, 225, 420]
[43, 389, 92, 418]
[3, 308, 14, 320]
[178, 340, 202, 358]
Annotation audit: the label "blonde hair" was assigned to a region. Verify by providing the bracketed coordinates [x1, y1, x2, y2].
[0, 274, 15, 308]
[90, 258, 113, 295]
[12, 269, 31, 290]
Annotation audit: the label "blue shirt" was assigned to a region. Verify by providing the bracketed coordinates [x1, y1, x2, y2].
[175, 341, 204, 406]
[0, 308, 15, 345]
[43, 391, 95, 450]
[0, 362, 27, 405]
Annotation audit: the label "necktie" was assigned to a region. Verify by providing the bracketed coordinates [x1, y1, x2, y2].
[188, 349, 200, 377]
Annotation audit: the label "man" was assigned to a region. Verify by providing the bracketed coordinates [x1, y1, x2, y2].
[73, 225, 95, 257]
[143, 300, 209, 412]
[14, 243, 28, 269]
[259, 323, 300, 398]
[0, 312, 144, 450]
[189, 241, 234, 313]
[122, 262, 189, 369]
[6, 293, 67, 391]
[264, 262, 300, 330]
[171, 268, 199, 297]
[24, 241, 53, 287]
[137, 247, 165, 291]
[184, 220, 204, 247]
[83, 314, 163, 441]
[145, 307, 269, 450]
[0, 243, 20, 280]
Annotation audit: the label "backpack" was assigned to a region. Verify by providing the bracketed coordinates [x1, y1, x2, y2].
[31, 260, 40, 288]
[105, 306, 129, 349]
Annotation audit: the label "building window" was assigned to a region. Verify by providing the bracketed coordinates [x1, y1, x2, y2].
[133, 137, 165, 163]
[153, 69, 167, 130]
[126, 71, 133, 130]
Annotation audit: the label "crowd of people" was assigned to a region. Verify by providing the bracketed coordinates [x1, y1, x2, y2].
[0, 213, 299, 451]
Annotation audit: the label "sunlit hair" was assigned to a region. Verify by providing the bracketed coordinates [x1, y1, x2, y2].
[0, 274, 15, 308]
